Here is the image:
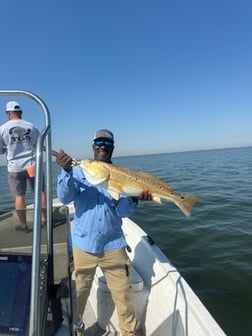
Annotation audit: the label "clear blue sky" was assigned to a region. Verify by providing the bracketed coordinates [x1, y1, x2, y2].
[0, 0, 251, 163]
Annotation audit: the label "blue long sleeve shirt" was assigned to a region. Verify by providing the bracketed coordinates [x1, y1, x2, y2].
[57, 166, 138, 253]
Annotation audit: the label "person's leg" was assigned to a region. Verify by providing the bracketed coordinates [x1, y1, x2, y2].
[100, 248, 141, 336]
[15, 195, 28, 228]
[8, 171, 28, 230]
[28, 175, 47, 224]
[72, 246, 97, 320]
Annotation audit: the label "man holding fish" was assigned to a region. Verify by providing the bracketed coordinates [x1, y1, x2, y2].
[56, 129, 151, 336]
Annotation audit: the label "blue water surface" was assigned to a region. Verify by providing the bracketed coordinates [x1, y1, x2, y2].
[1, 146, 251, 335]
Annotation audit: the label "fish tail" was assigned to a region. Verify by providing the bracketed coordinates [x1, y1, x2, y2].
[173, 194, 200, 217]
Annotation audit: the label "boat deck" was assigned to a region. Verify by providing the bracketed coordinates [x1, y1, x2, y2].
[0, 204, 227, 336]
[0, 206, 116, 336]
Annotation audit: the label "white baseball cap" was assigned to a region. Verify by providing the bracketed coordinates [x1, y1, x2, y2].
[93, 129, 114, 142]
[6, 101, 22, 112]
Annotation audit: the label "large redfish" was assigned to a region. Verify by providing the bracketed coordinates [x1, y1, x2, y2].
[80, 159, 199, 217]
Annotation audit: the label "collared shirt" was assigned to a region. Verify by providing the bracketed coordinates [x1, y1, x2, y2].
[57, 166, 138, 254]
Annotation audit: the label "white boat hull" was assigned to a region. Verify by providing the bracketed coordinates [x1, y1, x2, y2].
[68, 209, 226, 336]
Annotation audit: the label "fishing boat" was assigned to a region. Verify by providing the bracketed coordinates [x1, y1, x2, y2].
[0, 90, 226, 336]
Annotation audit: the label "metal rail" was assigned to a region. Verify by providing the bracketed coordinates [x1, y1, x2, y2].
[0, 90, 53, 336]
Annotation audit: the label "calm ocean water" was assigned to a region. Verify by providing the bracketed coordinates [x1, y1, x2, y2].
[0, 146, 251, 335]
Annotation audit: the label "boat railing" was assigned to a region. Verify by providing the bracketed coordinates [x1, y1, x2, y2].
[0, 90, 53, 336]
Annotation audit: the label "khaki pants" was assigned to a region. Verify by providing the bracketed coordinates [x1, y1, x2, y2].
[73, 246, 140, 336]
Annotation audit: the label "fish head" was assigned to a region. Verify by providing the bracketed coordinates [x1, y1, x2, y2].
[80, 159, 110, 185]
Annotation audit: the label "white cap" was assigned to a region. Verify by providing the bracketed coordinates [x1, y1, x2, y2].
[6, 101, 22, 112]
[93, 129, 114, 142]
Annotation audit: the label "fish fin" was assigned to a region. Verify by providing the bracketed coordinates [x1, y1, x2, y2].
[152, 196, 163, 204]
[173, 194, 200, 217]
[107, 188, 120, 200]
[108, 179, 124, 191]
[106, 180, 124, 200]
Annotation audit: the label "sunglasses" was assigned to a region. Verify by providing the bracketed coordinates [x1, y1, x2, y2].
[94, 140, 114, 147]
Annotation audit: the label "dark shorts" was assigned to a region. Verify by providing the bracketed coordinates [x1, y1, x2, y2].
[8, 170, 44, 197]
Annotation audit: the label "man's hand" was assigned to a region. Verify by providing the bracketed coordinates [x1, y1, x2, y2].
[138, 190, 152, 201]
[56, 149, 73, 172]
[132, 190, 152, 202]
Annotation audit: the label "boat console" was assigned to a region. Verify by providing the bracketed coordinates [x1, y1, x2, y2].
[0, 252, 52, 335]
